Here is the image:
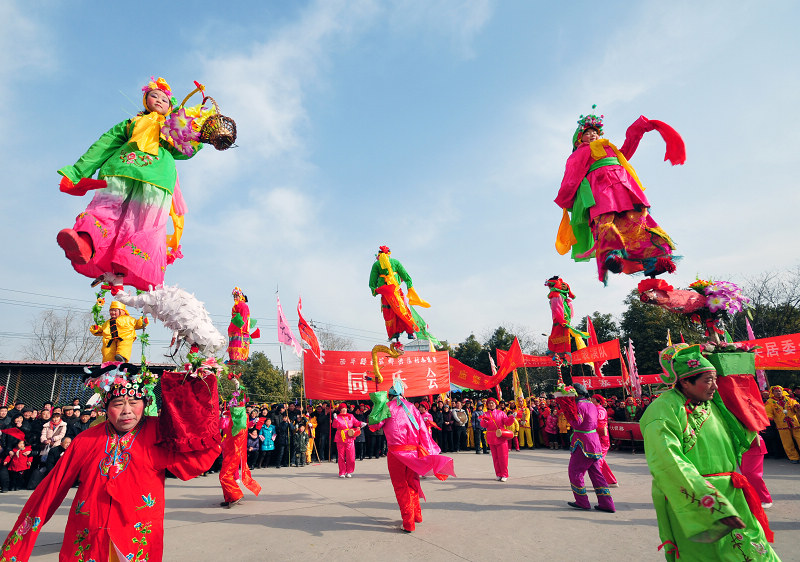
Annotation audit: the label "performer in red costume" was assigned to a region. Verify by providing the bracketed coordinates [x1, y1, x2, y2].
[591, 394, 618, 487]
[219, 404, 261, 508]
[332, 403, 363, 478]
[479, 397, 516, 481]
[0, 364, 220, 561]
[369, 377, 455, 532]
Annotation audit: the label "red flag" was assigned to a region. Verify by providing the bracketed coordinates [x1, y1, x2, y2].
[619, 341, 630, 391]
[297, 297, 325, 364]
[586, 317, 606, 376]
[494, 337, 524, 380]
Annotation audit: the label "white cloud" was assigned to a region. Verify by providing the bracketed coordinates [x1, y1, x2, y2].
[387, 0, 495, 58]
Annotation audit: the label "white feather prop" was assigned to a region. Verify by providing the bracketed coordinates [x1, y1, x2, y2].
[115, 285, 226, 354]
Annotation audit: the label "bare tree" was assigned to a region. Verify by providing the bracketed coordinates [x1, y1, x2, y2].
[742, 267, 800, 339]
[23, 309, 100, 362]
[314, 324, 355, 351]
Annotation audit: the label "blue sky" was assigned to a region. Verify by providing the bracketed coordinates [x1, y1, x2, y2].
[1, 0, 798, 372]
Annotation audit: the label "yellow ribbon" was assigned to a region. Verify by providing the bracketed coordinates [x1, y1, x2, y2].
[129, 112, 166, 156]
[589, 139, 645, 192]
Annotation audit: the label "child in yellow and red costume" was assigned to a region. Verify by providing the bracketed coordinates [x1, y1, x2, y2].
[555, 107, 685, 285]
[90, 301, 147, 363]
[368, 246, 430, 341]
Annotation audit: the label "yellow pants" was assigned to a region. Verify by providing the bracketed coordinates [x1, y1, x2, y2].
[778, 427, 800, 461]
[466, 426, 474, 448]
[306, 438, 315, 462]
[518, 427, 533, 448]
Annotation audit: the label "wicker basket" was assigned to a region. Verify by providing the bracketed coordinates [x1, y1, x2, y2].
[199, 96, 237, 150]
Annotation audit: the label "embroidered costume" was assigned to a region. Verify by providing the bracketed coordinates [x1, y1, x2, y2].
[560, 390, 615, 512]
[369, 380, 455, 532]
[0, 369, 220, 561]
[368, 246, 430, 341]
[555, 109, 684, 284]
[57, 77, 200, 291]
[640, 345, 777, 561]
[219, 407, 261, 506]
[89, 301, 147, 363]
[593, 395, 617, 486]
[227, 287, 260, 363]
[764, 385, 800, 462]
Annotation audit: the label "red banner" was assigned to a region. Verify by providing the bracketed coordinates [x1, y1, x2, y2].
[570, 339, 621, 364]
[449, 358, 497, 390]
[303, 350, 449, 400]
[740, 333, 800, 370]
[573, 374, 663, 390]
[496, 340, 621, 368]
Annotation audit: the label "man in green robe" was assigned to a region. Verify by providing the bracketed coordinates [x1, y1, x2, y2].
[640, 344, 779, 561]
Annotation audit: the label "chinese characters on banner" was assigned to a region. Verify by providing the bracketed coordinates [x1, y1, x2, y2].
[573, 374, 662, 390]
[496, 339, 621, 368]
[303, 350, 450, 400]
[741, 333, 800, 370]
[449, 358, 498, 391]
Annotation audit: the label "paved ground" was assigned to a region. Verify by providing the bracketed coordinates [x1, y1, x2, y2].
[1, 448, 796, 561]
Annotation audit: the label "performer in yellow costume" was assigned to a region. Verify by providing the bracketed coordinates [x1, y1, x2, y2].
[90, 301, 147, 362]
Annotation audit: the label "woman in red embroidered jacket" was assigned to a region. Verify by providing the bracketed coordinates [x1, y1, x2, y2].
[0, 364, 220, 562]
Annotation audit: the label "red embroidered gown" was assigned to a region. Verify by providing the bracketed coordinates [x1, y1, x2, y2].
[1, 412, 219, 561]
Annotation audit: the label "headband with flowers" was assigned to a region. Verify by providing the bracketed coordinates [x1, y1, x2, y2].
[572, 104, 604, 148]
[141, 76, 176, 108]
[83, 363, 158, 407]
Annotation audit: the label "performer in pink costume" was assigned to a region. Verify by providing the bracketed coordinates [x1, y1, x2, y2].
[560, 385, 616, 513]
[332, 403, 362, 478]
[591, 394, 618, 487]
[740, 435, 773, 508]
[479, 397, 516, 481]
[369, 378, 455, 532]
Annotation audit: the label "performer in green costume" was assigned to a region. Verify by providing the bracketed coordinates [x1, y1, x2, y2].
[640, 344, 779, 561]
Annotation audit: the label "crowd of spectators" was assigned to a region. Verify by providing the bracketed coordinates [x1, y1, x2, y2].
[0, 399, 94, 492]
[3, 383, 798, 491]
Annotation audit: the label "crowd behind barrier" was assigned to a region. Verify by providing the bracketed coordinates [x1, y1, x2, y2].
[3, 385, 798, 493]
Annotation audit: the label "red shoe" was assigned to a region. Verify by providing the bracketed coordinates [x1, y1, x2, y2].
[57, 229, 92, 264]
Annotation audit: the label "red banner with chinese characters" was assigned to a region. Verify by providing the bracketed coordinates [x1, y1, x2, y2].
[496, 339, 621, 368]
[573, 374, 663, 390]
[303, 350, 450, 400]
[740, 333, 800, 370]
[570, 339, 621, 365]
[449, 358, 497, 390]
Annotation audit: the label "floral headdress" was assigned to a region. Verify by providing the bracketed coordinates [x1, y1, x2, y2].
[232, 287, 246, 302]
[572, 104, 604, 148]
[142, 76, 176, 108]
[83, 363, 158, 407]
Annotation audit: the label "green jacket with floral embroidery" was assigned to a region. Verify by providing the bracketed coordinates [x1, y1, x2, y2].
[58, 118, 200, 195]
[640, 389, 777, 561]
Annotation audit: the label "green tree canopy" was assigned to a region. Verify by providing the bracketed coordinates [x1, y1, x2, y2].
[620, 289, 703, 376]
[238, 351, 288, 403]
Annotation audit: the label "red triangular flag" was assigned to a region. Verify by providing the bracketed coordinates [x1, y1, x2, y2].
[297, 297, 325, 363]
